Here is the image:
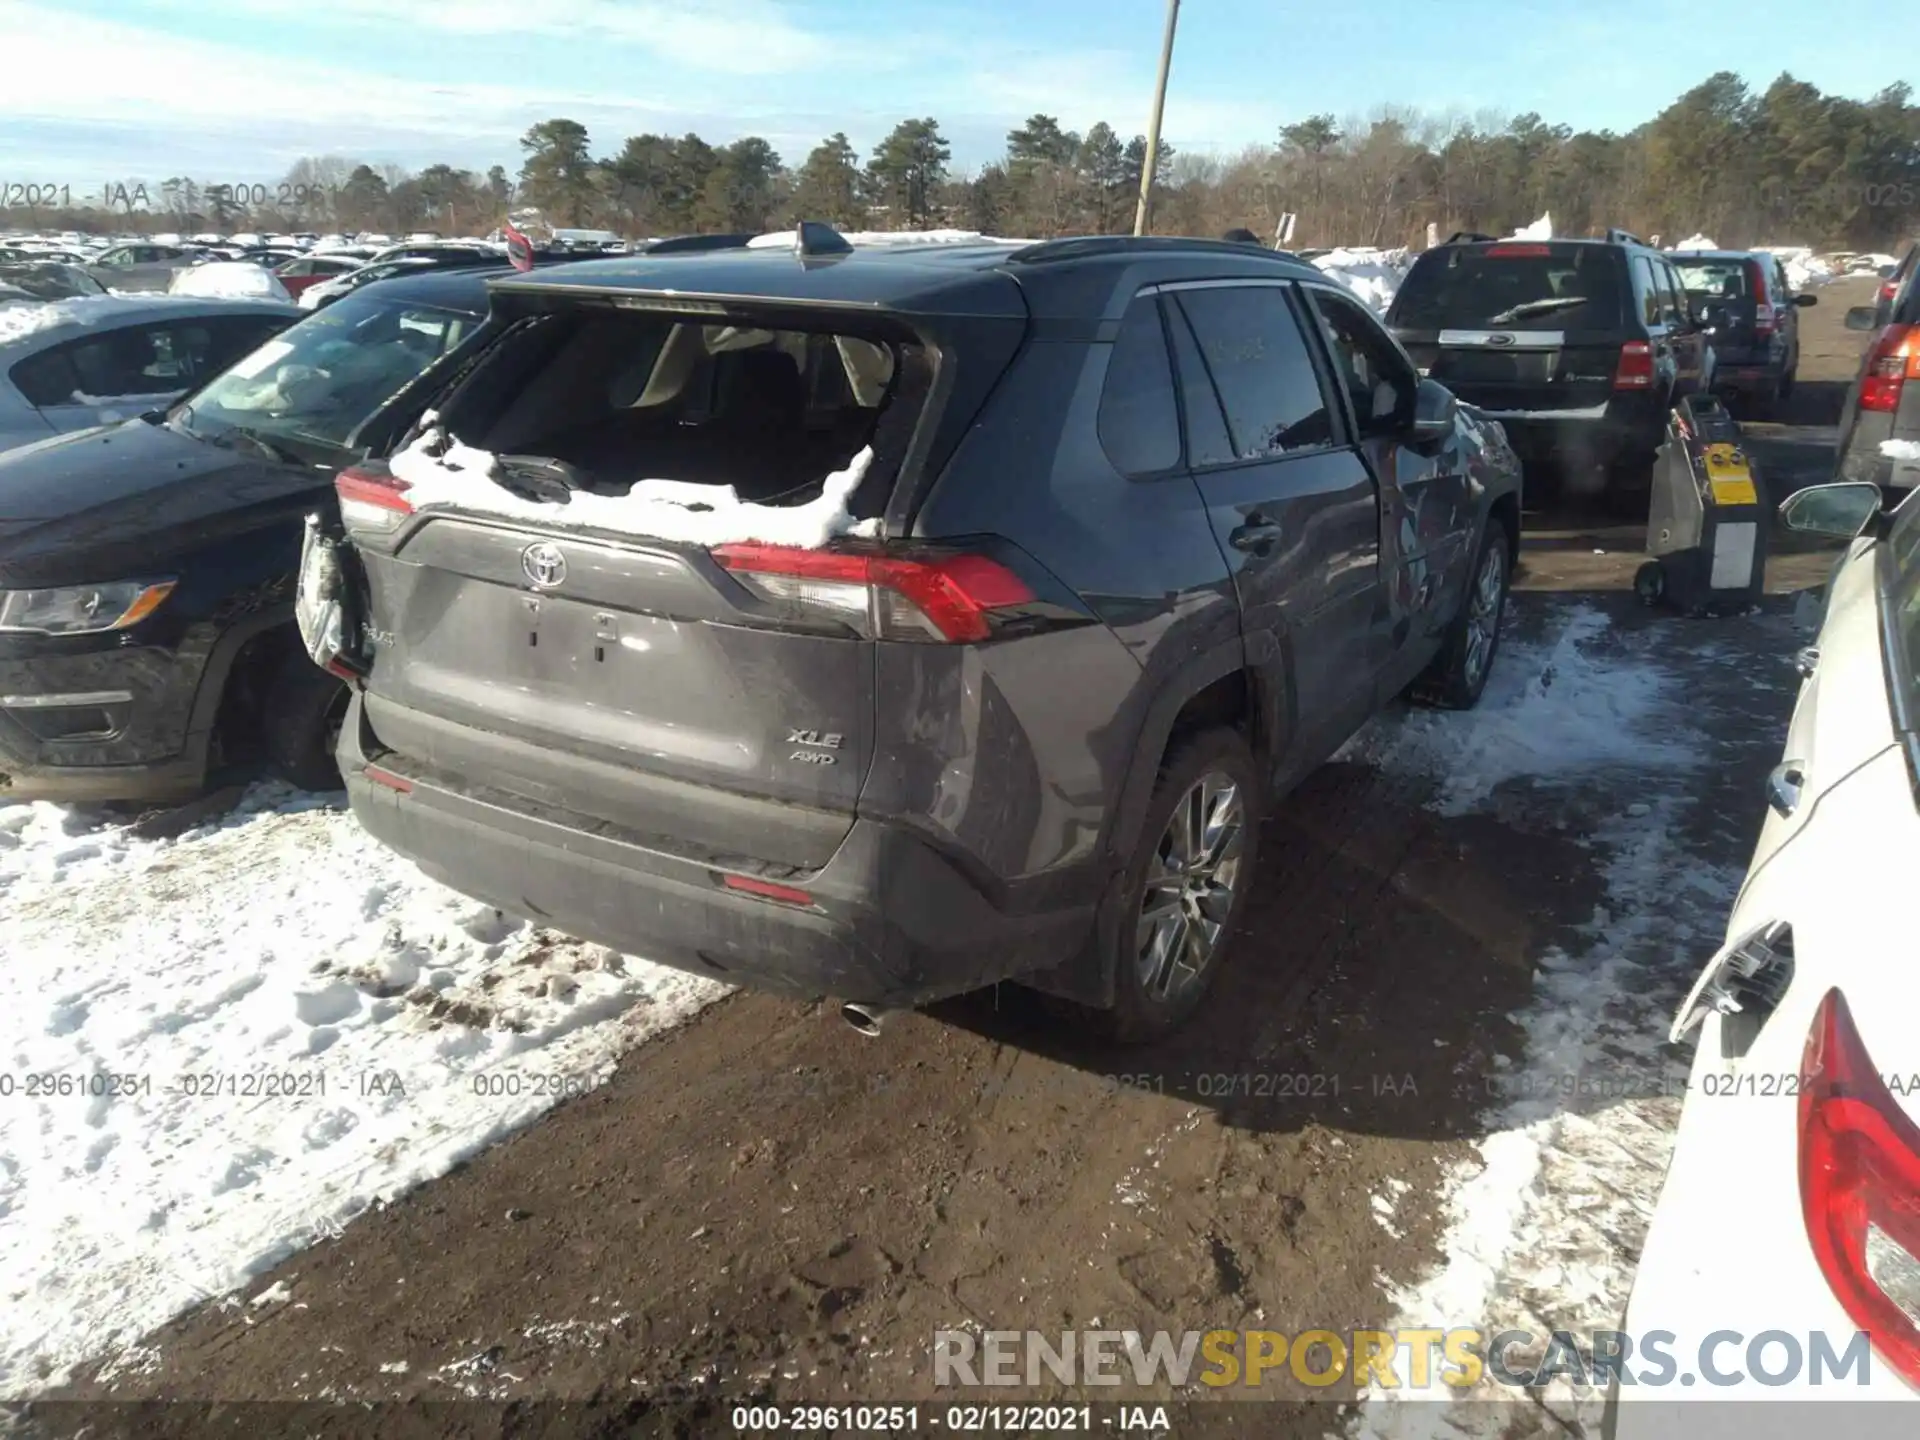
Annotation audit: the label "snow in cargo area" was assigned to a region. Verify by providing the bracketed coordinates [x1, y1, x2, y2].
[1345, 602, 1753, 1437]
[1883, 439, 1920, 461]
[0, 785, 728, 1394]
[389, 415, 881, 549]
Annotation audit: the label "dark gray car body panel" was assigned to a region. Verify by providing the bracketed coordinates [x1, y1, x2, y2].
[334, 241, 1521, 1008]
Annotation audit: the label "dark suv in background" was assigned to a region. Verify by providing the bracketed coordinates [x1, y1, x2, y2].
[0, 270, 498, 803]
[1387, 230, 1712, 501]
[306, 228, 1522, 1040]
[1671, 248, 1816, 419]
[1840, 243, 1920, 493]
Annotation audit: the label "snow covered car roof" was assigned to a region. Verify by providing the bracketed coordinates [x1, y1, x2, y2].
[0, 293, 301, 353]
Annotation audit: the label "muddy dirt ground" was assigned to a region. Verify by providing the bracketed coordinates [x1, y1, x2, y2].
[23, 277, 1885, 1440]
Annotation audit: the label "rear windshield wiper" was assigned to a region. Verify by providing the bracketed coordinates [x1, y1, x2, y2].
[1483, 296, 1591, 324]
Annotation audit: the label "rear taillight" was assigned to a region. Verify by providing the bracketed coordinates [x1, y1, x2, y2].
[1748, 259, 1777, 335]
[1485, 243, 1551, 257]
[1799, 987, 1920, 1387]
[336, 467, 414, 533]
[1861, 325, 1920, 414]
[1614, 340, 1655, 390]
[1881, 281, 1899, 305]
[711, 543, 1033, 643]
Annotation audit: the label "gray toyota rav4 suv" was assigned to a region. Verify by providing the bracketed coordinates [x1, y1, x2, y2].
[301, 228, 1522, 1040]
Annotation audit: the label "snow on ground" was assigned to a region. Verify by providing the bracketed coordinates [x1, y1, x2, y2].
[390, 416, 880, 549]
[1346, 602, 1755, 1437]
[1672, 233, 1718, 251]
[1882, 439, 1920, 461]
[1335, 606, 1696, 817]
[0, 783, 728, 1395]
[1511, 213, 1553, 240]
[169, 261, 292, 303]
[1312, 247, 1411, 314]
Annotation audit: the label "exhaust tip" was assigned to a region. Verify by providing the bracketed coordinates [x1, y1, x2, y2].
[840, 1002, 890, 1037]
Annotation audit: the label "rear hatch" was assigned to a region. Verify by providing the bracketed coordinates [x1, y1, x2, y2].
[340, 277, 1029, 871]
[1387, 241, 1629, 412]
[1672, 253, 1765, 362]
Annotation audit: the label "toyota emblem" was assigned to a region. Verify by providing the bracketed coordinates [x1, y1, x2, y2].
[1487, 333, 1516, 347]
[521, 541, 567, 588]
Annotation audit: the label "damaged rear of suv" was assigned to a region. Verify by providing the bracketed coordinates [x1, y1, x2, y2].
[305, 228, 1519, 1039]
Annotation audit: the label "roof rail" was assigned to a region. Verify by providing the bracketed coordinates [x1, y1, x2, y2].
[641, 232, 756, 255]
[1441, 231, 1499, 245]
[1007, 235, 1308, 267]
[1605, 227, 1649, 247]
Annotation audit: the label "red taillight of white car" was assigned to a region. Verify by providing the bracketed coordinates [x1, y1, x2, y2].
[711, 542, 1033, 643]
[1799, 987, 1920, 1387]
[336, 467, 415, 532]
[1860, 325, 1920, 415]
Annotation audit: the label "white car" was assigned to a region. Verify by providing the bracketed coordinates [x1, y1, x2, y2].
[1612, 480, 1920, 1434]
[0, 295, 298, 452]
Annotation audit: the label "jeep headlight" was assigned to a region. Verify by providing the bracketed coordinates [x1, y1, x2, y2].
[0, 580, 176, 635]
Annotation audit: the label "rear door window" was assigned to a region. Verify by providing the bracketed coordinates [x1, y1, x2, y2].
[1096, 294, 1181, 476]
[1171, 286, 1335, 461]
[1392, 245, 1626, 331]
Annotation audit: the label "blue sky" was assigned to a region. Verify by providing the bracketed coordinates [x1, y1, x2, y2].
[1, 0, 1910, 189]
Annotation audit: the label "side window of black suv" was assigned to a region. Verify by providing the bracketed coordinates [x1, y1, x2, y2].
[1169, 285, 1335, 462]
[1096, 294, 1182, 477]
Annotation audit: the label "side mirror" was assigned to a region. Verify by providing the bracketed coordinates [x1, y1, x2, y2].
[1409, 377, 1457, 447]
[1793, 292, 1818, 308]
[1778, 481, 1883, 540]
[1845, 306, 1878, 332]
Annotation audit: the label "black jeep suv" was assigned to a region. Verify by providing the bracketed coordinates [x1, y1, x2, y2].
[1388, 231, 1713, 498]
[307, 229, 1522, 1039]
[0, 269, 500, 803]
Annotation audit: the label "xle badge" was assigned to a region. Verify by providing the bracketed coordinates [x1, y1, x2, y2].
[788, 729, 843, 766]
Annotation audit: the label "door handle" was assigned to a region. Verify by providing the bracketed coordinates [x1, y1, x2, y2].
[1229, 516, 1282, 552]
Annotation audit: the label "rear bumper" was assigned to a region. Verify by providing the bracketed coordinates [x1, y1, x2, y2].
[1477, 393, 1666, 468]
[1838, 413, 1920, 489]
[338, 693, 1094, 1007]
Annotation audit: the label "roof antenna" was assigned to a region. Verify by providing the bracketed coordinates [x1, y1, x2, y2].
[794, 221, 852, 259]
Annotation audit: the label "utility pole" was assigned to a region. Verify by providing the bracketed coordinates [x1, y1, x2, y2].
[1132, 0, 1180, 236]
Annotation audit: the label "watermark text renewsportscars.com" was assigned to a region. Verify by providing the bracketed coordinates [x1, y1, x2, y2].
[933, 1327, 1874, 1391]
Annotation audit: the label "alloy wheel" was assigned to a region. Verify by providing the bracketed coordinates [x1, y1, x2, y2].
[1135, 772, 1245, 1005]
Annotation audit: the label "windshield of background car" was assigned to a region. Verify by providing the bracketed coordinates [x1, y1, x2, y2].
[182, 291, 477, 451]
[1389, 244, 1627, 330]
[1673, 258, 1749, 299]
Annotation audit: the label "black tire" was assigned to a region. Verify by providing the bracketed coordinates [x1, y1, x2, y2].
[1634, 559, 1666, 607]
[1089, 727, 1262, 1044]
[263, 655, 351, 791]
[1412, 518, 1511, 710]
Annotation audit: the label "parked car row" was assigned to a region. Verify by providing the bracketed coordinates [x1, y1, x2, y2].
[1384, 228, 1817, 503]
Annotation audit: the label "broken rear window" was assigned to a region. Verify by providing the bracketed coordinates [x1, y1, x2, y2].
[433, 309, 906, 508]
